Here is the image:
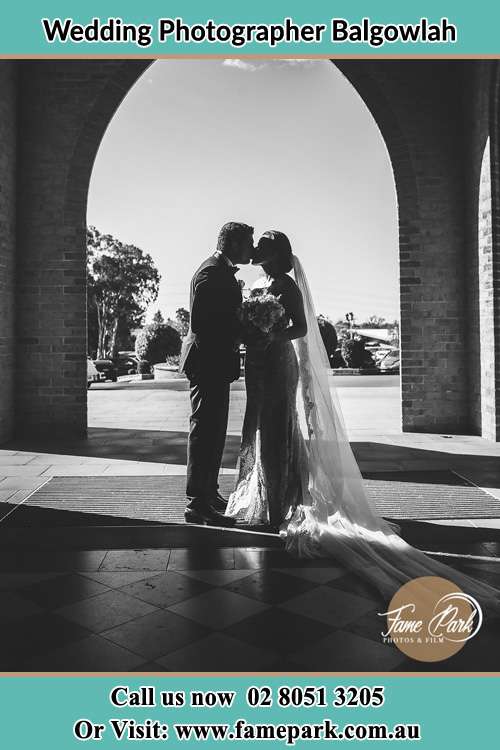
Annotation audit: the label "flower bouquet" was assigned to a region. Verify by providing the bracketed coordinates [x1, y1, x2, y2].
[239, 292, 286, 335]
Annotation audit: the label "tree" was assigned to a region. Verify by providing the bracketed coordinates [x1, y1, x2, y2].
[361, 315, 388, 329]
[317, 315, 338, 363]
[88, 273, 145, 357]
[135, 323, 182, 365]
[390, 320, 400, 347]
[87, 226, 160, 359]
[152, 310, 165, 324]
[333, 319, 351, 343]
[175, 307, 190, 338]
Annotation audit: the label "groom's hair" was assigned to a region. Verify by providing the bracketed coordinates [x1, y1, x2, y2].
[217, 222, 254, 255]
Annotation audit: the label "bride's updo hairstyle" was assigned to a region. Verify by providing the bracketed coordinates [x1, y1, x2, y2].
[252, 230, 293, 274]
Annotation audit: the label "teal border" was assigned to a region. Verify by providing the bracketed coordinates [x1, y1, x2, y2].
[0, 676, 497, 748]
[0, 1, 498, 56]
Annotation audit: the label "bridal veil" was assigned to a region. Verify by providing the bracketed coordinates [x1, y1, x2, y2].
[286, 255, 500, 612]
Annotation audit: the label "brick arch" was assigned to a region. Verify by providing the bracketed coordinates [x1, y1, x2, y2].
[63, 62, 151, 232]
[10, 60, 484, 439]
[335, 60, 419, 227]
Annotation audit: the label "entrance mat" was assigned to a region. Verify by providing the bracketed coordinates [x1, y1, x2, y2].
[2, 470, 500, 527]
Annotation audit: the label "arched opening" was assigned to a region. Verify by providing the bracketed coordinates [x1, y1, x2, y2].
[86, 60, 400, 444]
[18, 59, 465, 444]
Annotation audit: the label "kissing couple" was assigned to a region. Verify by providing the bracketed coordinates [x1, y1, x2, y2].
[179, 221, 500, 610]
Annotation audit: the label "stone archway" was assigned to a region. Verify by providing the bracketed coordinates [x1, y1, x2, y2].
[2, 59, 498, 441]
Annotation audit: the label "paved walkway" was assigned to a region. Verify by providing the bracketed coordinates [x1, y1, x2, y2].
[1, 375, 500, 672]
[2, 376, 500, 530]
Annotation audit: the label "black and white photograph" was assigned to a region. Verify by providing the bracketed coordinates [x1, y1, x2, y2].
[1, 58, 500, 672]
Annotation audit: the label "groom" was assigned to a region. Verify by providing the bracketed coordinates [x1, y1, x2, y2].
[179, 222, 254, 525]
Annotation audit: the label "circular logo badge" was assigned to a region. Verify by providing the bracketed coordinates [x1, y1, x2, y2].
[378, 576, 483, 662]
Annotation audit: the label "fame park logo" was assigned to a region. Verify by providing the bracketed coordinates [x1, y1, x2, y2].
[378, 576, 483, 662]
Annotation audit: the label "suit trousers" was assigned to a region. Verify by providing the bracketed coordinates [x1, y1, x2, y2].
[186, 377, 230, 509]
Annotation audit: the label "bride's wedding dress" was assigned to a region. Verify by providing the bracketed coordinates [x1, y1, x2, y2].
[226, 271, 305, 530]
[226, 256, 500, 613]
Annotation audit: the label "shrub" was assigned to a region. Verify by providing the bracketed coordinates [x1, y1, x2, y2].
[135, 323, 181, 365]
[341, 338, 374, 368]
[137, 359, 151, 374]
[331, 349, 346, 368]
[317, 316, 338, 363]
[165, 354, 180, 367]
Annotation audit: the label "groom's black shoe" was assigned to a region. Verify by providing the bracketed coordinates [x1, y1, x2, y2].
[210, 492, 228, 512]
[184, 505, 236, 527]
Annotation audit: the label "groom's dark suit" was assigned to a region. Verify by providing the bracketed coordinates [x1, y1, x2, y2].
[179, 253, 242, 509]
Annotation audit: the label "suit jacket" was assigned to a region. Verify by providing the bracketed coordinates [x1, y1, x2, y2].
[179, 254, 242, 383]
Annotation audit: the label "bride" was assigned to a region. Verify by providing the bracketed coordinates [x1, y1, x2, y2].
[226, 230, 500, 612]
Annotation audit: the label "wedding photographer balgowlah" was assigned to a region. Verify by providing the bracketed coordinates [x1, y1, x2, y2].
[40, 15, 458, 50]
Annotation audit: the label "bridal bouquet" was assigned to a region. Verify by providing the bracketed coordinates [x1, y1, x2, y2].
[239, 292, 286, 334]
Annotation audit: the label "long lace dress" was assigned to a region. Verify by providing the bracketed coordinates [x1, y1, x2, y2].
[225, 258, 500, 617]
[225, 274, 307, 528]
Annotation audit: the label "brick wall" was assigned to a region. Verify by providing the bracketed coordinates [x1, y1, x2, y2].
[15, 61, 148, 437]
[463, 64, 489, 437]
[0, 64, 16, 443]
[338, 61, 472, 433]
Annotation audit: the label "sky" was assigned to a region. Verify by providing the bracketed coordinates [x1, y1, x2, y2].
[87, 59, 399, 325]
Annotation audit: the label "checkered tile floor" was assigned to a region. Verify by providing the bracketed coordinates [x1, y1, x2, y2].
[1, 546, 499, 672]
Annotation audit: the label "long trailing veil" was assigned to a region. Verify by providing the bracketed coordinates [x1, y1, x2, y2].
[286, 254, 500, 612]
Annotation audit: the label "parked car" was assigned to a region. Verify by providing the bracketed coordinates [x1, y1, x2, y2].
[93, 358, 118, 382]
[116, 352, 139, 376]
[87, 357, 104, 388]
[379, 349, 400, 373]
[372, 346, 393, 364]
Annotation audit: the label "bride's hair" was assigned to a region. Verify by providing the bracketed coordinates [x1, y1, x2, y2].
[255, 230, 293, 274]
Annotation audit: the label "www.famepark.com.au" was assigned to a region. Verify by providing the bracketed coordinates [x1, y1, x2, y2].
[74, 717, 421, 743]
